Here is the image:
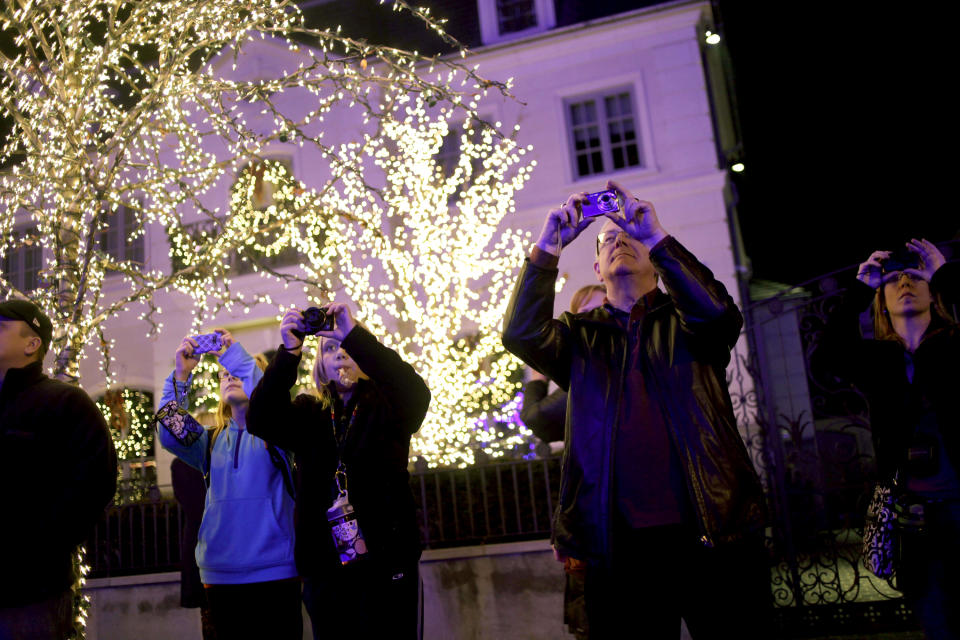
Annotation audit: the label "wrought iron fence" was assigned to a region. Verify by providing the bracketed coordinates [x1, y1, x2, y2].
[89, 501, 184, 578]
[413, 456, 560, 548]
[737, 239, 958, 636]
[87, 456, 560, 578]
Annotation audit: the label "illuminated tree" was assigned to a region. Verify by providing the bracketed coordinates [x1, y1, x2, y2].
[0, 0, 536, 470]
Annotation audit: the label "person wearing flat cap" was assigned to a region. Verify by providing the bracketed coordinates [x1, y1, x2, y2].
[0, 299, 117, 640]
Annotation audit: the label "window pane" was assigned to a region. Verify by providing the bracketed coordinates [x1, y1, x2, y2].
[604, 91, 641, 171]
[497, 0, 537, 34]
[584, 101, 597, 123]
[573, 129, 589, 152]
[612, 146, 625, 169]
[590, 151, 603, 174]
[570, 103, 583, 126]
[587, 126, 601, 149]
[605, 95, 619, 117]
[609, 121, 622, 145]
[23, 244, 41, 290]
[577, 155, 590, 177]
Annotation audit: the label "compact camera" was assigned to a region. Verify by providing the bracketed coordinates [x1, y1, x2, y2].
[881, 248, 921, 274]
[580, 190, 621, 218]
[291, 306, 334, 339]
[191, 332, 224, 355]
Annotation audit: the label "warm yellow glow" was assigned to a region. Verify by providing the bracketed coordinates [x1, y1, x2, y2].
[1, 0, 534, 468]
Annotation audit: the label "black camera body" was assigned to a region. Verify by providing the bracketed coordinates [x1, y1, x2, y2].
[292, 306, 334, 339]
[881, 248, 921, 274]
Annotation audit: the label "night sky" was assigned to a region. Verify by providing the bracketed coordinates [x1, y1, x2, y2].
[718, 2, 958, 285]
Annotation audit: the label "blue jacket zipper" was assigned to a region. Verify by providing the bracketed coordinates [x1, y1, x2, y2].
[233, 430, 243, 469]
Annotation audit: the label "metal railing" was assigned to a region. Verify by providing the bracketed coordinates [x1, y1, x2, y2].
[89, 501, 184, 578]
[87, 456, 560, 578]
[413, 456, 561, 548]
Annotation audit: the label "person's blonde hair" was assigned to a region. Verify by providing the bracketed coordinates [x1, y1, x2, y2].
[312, 345, 335, 409]
[570, 284, 605, 313]
[209, 352, 269, 446]
[311, 325, 370, 408]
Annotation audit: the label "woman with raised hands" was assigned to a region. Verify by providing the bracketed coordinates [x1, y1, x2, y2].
[247, 303, 430, 640]
[816, 239, 959, 639]
[157, 329, 300, 639]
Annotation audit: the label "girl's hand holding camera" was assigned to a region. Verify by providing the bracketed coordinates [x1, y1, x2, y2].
[281, 303, 357, 354]
[316, 303, 356, 343]
[175, 336, 201, 381]
[280, 308, 306, 354]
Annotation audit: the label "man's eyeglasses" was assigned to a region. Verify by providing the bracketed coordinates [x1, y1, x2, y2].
[596, 230, 627, 254]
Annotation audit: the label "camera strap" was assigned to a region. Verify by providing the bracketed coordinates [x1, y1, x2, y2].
[331, 404, 358, 491]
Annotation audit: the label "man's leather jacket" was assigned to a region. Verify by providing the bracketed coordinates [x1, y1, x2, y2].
[502, 236, 766, 564]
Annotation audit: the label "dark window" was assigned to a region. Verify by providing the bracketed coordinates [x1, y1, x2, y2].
[497, 0, 537, 34]
[2, 228, 42, 292]
[99, 205, 145, 266]
[566, 89, 643, 179]
[434, 121, 487, 204]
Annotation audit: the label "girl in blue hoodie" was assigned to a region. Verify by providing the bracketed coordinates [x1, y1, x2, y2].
[158, 329, 300, 639]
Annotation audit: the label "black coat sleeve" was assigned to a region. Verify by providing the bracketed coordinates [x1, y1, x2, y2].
[340, 326, 431, 436]
[649, 236, 744, 359]
[520, 380, 567, 442]
[502, 258, 575, 391]
[247, 345, 312, 452]
[54, 386, 117, 549]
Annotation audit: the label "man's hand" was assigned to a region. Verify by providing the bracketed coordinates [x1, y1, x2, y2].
[534, 192, 597, 256]
[603, 180, 668, 248]
[316, 302, 357, 343]
[904, 238, 946, 282]
[174, 336, 200, 381]
[280, 308, 305, 354]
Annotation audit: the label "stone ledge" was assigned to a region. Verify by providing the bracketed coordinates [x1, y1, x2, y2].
[85, 571, 180, 590]
[421, 539, 552, 562]
[84, 539, 554, 589]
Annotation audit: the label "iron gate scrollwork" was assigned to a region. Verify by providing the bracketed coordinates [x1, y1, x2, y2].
[733, 239, 958, 637]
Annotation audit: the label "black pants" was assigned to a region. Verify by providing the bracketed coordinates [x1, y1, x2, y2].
[584, 521, 771, 640]
[0, 590, 72, 640]
[303, 558, 420, 640]
[204, 579, 302, 640]
[898, 500, 960, 640]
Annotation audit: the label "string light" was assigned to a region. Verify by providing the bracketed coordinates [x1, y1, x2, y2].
[0, 1, 536, 470]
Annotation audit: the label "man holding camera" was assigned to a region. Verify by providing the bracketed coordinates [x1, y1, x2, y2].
[502, 181, 768, 638]
[0, 299, 117, 639]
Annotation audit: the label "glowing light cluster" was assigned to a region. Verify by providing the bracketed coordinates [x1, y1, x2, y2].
[1, 0, 536, 469]
[95, 388, 155, 460]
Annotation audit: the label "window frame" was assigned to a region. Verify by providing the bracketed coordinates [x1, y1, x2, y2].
[477, 0, 556, 45]
[1, 227, 43, 292]
[99, 203, 146, 270]
[563, 85, 646, 182]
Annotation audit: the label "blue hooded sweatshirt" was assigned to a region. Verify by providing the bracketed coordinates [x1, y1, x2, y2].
[158, 342, 297, 584]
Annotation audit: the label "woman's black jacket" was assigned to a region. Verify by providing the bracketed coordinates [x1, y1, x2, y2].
[814, 263, 960, 482]
[502, 236, 766, 564]
[247, 326, 430, 577]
